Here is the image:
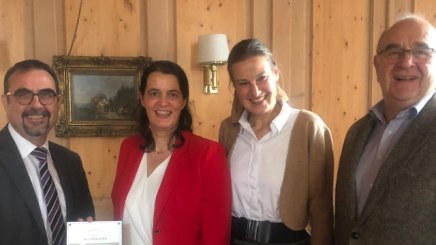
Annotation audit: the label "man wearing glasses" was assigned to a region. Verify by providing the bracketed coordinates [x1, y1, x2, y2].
[335, 15, 436, 245]
[0, 60, 95, 245]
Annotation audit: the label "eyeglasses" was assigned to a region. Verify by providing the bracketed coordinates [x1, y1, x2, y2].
[6, 88, 58, 105]
[377, 47, 436, 63]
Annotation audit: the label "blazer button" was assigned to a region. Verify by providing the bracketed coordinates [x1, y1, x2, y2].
[351, 231, 360, 239]
[153, 230, 159, 234]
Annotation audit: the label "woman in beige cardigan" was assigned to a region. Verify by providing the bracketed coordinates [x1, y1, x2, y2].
[219, 38, 334, 245]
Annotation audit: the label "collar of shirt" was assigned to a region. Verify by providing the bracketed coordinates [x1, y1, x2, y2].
[8, 123, 50, 159]
[238, 100, 293, 137]
[370, 90, 435, 123]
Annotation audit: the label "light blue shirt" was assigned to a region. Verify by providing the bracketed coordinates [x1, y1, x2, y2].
[356, 92, 435, 215]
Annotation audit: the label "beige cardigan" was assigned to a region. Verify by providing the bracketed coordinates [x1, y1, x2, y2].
[219, 104, 334, 245]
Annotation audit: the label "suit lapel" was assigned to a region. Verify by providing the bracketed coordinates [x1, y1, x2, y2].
[0, 126, 46, 235]
[343, 115, 378, 220]
[359, 96, 436, 221]
[153, 137, 190, 225]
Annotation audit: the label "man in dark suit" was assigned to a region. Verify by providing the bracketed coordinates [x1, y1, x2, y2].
[335, 15, 436, 245]
[0, 60, 95, 245]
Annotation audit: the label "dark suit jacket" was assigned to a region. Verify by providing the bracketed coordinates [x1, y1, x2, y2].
[335, 95, 436, 245]
[112, 131, 232, 245]
[0, 125, 95, 245]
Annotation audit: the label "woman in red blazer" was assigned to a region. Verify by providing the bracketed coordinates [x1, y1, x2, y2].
[112, 61, 231, 245]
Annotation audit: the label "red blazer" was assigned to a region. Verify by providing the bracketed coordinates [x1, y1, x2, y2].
[112, 131, 231, 245]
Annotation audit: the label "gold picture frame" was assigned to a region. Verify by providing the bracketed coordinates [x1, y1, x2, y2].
[53, 55, 151, 137]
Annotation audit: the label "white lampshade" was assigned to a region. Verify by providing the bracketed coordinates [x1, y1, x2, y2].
[198, 34, 229, 64]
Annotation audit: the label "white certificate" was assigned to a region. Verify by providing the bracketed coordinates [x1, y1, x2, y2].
[67, 221, 122, 245]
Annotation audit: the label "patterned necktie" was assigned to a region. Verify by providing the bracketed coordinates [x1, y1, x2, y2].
[31, 147, 66, 245]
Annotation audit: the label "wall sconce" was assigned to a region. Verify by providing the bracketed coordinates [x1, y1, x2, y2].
[197, 34, 229, 94]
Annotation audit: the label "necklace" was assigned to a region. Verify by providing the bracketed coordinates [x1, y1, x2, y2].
[155, 150, 167, 155]
[153, 138, 175, 155]
[154, 148, 173, 155]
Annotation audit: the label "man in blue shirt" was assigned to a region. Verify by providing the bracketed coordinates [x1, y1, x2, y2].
[335, 14, 436, 245]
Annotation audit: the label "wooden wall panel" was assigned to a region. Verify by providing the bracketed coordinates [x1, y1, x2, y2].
[146, 0, 175, 60]
[415, 0, 436, 25]
[369, 0, 388, 106]
[0, 0, 27, 74]
[251, 0, 272, 46]
[71, 137, 120, 220]
[272, 0, 311, 110]
[2, 0, 436, 222]
[0, 0, 33, 127]
[235, 0, 251, 44]
[65, 0, 142, 56]
[388, 0, 414, 24]
[0, 1, 17, 126]
[175, 0, 248, 140]
[312, 0, 371, 173]
[64, 0, 144, 220]
[272, 1, 293, 106]
[32, 0, 66, 62]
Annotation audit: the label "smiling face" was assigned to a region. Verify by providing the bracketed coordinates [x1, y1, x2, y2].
[140, 71, 186, 135]
[374, 17, 436, 113]
[231, 55, 279, 118]
[1, 69, 61, 145]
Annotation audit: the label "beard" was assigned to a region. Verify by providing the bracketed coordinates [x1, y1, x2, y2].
[22, 108, 51, 137]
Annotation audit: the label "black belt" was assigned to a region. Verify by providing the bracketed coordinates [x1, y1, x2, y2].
[231, 216, 310, 244]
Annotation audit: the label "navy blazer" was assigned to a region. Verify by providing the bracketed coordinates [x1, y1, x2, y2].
[335, 95, 436, 245]
[0, 125, 95, 245]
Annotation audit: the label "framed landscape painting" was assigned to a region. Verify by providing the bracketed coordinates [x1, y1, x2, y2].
[53, 55, 151, 137]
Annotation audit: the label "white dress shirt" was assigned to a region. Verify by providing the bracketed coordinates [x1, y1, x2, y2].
[122, 153, 170, 245]
[230, 101, 300, 222]
[8, 124, 67, 245]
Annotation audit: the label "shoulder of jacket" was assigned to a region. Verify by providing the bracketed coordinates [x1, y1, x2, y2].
[295, 109, 328, 129]
[120, 134, 143, 148]
[183, 131, 221, 149]
[48, 141, 77, 155]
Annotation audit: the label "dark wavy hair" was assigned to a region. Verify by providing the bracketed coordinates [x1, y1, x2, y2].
[136, 60, 193, 152]
[227, 38, 276, 82]
[4, 59, 60, 94]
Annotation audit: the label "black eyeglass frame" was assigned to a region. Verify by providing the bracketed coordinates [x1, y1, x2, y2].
[5, 88, 59, 105]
